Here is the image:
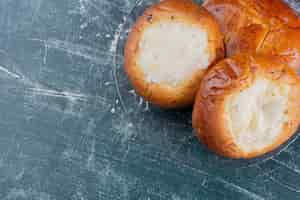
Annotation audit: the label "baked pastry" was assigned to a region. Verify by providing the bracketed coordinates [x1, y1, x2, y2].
[192, 54, 300, 159]
[124, 0, 224, 108]
[203, 0, 300, 72]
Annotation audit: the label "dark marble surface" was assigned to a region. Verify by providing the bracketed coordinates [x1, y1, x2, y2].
[0, 0, 300, 199]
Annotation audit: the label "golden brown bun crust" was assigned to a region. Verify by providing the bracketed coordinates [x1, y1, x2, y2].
[124, 0, 224, 108]
[192, 54, 300, 159]
[203, 0, 300, 72]
[261, 28, 300, 71]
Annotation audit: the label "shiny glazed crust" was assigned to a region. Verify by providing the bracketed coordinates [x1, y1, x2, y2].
[203, 0, 300, 72]
[192, 54, 300, 159]
[124, 0, 224, 108]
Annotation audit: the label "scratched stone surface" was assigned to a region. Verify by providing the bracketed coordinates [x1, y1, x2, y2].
[0, 0, 300, 199]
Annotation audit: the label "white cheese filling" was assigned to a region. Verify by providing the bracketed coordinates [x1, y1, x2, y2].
[138, 22, 211, 86]
[226, 78, 290, 152]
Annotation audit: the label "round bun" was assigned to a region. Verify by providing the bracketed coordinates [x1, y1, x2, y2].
[192, 54, 300, 159]
[203, 0, 300, 72]
[125, 0, 224, 108]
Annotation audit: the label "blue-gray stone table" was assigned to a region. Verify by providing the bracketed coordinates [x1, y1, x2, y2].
[0, 0, 300, 199]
